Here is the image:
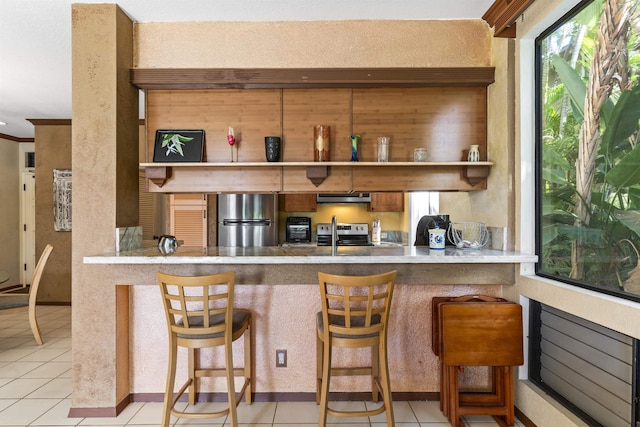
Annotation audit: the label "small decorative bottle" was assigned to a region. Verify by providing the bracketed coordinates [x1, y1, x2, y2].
[468, 145, 480, 162]
[349, 134, 360, 162]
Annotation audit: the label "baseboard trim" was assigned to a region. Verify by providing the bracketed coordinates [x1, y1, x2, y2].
[68, 394, 131, 418]
[515, 407, 537, 427]
[71, 391, 439, 417]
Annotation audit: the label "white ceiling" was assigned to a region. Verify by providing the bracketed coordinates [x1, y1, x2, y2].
[0, 0, 494, 139]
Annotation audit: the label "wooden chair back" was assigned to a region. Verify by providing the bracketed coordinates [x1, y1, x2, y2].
[28, 244, 54, 309]
[317, 270, 396, 345]
[156, 271, 235, 345]
[0, 244, 54, 345]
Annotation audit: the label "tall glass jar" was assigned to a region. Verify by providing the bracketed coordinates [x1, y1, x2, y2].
[314, 125, 331, 161]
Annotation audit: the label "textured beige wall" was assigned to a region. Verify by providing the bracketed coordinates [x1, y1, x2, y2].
[0, 137, 20, 286]
[34, 124, 72, 303]
[440, 37, 513, 241]
[71, 4, 137, 410]
[135, 20, 492, 68]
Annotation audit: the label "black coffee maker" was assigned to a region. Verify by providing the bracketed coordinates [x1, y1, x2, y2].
[414, 214, 454, 246]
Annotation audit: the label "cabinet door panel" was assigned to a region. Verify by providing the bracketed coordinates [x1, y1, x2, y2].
[370, 193, 404, 212]
[284, 194, 317, 212]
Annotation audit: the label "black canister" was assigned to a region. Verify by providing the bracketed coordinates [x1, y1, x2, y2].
[265, 136, 281, 162]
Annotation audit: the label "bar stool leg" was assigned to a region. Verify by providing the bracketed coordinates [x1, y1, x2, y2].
[316, 334, 323, 404]
[371, 344, 380, 403]
[188, 348, 196, 405]
[318, 338, 332, 426]
[244, 319, 253, 404]
[162, 339, 178, 427]
[379, 339, 395, 426]
[226, 336, 238, 427]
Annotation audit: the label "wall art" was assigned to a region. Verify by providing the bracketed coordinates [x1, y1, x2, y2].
[53, 169, 72, 232]
[153, 129, 204, 162]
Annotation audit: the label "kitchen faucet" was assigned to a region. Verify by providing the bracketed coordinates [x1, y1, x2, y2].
[331, 215, 337, 256]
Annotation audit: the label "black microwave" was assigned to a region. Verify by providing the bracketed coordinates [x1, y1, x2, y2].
[286, 217, 311, 243]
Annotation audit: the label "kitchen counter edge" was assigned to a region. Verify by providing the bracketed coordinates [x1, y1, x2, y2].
[83, 246, 538, 265]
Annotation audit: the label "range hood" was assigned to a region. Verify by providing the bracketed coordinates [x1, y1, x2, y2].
[316, 193, 372, 203]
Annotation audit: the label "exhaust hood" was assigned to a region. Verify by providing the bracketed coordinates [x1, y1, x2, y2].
[316, 193, 372, 203]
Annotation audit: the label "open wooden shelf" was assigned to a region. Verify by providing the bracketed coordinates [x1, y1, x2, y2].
[142, 161, 493, 190]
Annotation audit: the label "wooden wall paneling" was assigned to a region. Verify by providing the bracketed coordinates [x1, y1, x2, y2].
[352, 166, 486, 192]
[146, 89, 282, 163]
[282, 167, 352, 192]
[282, 89, 352, 162]
[146, 166, 282, 193]
[352, 87, 487, 162]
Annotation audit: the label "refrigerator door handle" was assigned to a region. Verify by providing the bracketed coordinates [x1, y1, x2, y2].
[223, 219, 272, 226]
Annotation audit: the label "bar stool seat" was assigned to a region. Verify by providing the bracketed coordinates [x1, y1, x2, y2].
[316, 270, 397, 427]
[436, 298, 523, 427]
[157, 271, 252, 427]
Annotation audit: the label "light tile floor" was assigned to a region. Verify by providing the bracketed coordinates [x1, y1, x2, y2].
[0, 306, 525, 427]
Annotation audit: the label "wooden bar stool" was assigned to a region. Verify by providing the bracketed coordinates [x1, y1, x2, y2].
[156, 271, 252, 427]
[439, 301, 523, 427]
[316, 270, 397, 427]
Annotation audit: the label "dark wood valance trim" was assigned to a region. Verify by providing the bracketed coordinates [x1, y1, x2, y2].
[483, 0, 535, 37]
[130, 67, 495, 90]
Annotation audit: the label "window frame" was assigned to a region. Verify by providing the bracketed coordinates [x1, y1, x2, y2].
[534, 0, 640, 304]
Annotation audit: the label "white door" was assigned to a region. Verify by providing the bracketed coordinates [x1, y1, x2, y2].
[21, 172, 36, 285]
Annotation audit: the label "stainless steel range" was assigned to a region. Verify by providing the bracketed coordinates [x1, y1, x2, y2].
[317, 222, 371, 246]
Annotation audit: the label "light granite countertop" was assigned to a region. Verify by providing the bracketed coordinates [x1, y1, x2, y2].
[83, 245, 538, 265]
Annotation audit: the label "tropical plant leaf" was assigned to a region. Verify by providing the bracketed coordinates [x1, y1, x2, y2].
[543, 168, 568, 185]
[606, 144, 640, 188]
[614, 210, 640, 238]
[556, 224, 605, 245]
[551, 54, 586, 123]
[601, 86, 640, 152]
[542, 223, 558, 245]
[551, 54, 615, 126]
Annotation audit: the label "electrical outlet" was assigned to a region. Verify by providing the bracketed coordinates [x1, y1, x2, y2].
[276, 349, 287, 367]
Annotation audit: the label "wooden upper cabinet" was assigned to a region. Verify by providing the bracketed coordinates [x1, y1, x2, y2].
[369, 193, 404, 212]
[138, 67, 494, 193]
[284, 194, 317, 212]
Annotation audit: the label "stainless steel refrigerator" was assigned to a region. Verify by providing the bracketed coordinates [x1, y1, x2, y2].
[217, 194, 278, 247]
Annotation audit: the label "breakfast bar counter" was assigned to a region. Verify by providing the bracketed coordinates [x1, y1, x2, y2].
[72, 247, 537, 417]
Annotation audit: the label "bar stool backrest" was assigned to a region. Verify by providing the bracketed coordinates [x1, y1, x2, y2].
[318, 270, 396, 341]
[157, 271, 235, 342]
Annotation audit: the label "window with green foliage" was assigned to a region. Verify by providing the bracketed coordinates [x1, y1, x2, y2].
[537, 0, 640, 299]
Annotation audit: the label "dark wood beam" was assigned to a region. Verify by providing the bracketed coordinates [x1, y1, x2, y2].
[130, 67, 495, 90]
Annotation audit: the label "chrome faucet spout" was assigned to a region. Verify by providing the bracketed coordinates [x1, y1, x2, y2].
[331, 215, 337, 256]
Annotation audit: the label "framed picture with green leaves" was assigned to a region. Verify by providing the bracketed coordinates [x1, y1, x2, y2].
[153, 129, 204, 162]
